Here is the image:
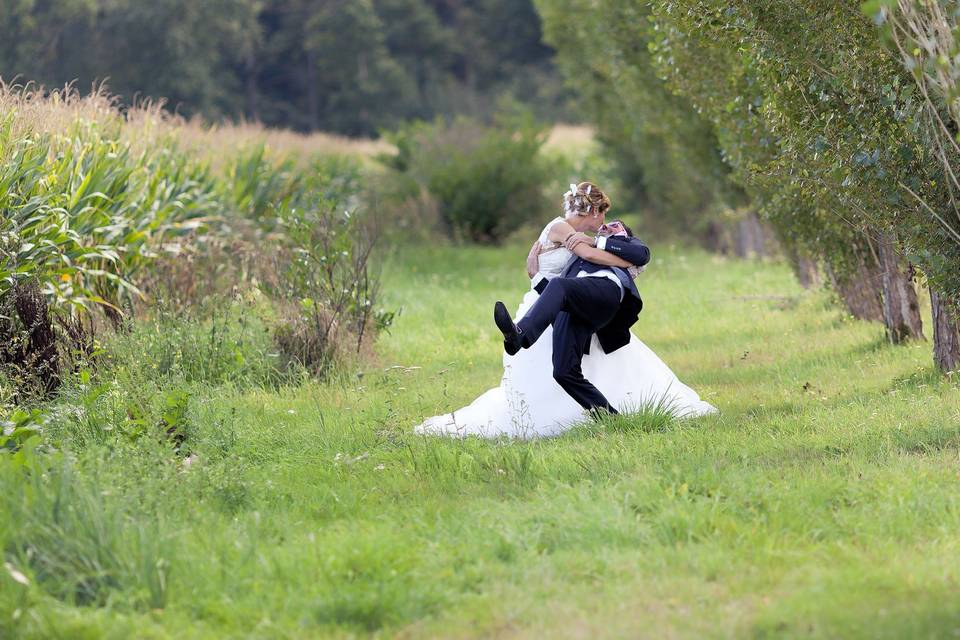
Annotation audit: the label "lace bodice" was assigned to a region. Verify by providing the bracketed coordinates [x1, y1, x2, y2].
[536, 217, 574, 279]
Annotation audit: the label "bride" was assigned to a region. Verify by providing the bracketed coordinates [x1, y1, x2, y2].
[415, 181, 717, 438]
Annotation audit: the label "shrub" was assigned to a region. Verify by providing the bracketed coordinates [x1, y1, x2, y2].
[104, 303, 284, 389]
[27, 302, 290, 451]
[382, 111, 555, 243]
[265, 198, 384, 377]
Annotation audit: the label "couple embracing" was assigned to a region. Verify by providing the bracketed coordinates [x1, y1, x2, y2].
[416, 182, 716, 438]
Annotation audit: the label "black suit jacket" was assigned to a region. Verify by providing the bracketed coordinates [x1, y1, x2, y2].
[561, 235, 651, 353]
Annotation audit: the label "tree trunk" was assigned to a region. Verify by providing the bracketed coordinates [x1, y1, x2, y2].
[735, 214, 759, 258]
[703, 220, 732, 255]
[734, 213, 779, 258]
[877, 232, 924, 343]
[245, 50, 259, 122]
[786, 248, 821, 289]
[826, 258, 884, 322]
[305, 50, 319, 131]
[931, 290, 960, 373]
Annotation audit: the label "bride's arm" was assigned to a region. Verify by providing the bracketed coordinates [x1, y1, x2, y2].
[525, 240, 542, 279]
[572, 243, 633, 268]
[547, 220, 632, 268]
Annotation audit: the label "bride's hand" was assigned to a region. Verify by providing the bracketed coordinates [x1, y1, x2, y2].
[526, 240, 542, 279]
[563, 231, 593, 252]
[548, 219, 631, 268]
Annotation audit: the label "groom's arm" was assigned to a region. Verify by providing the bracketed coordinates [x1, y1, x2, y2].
[595, 236, 651, 267]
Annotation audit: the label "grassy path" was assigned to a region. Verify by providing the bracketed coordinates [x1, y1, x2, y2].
[5, 242, 960, 638]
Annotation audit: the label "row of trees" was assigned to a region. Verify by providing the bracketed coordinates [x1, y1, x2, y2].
[536, 0, 960, 373]
[0, 0, 559, 136]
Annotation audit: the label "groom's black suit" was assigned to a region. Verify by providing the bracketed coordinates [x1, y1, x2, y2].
[516, 235, 651, 413]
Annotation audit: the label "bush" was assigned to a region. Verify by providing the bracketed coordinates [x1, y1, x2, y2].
[32, 301, 293, 451]
[382, 111, 555, 243]
[265, 198, 384, 377]
[104, 303, 284, 389]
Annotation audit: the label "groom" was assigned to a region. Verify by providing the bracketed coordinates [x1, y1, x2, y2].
[493, 224, 650, 415]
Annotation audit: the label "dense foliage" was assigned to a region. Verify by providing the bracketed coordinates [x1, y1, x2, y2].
[536, 0, 738, 235]
[381, 113, 556, 243]
[0, 0, 561, 136]
[537, 0, 960, 371]
[0, 87, 385, 395]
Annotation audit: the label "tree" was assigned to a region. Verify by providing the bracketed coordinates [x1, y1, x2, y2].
[0, 0, 563, 135]
[535, 0, 738, 234]
[539, 0, 951, 367]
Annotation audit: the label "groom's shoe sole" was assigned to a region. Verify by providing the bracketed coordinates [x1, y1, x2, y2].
[494, 301, 522, 356]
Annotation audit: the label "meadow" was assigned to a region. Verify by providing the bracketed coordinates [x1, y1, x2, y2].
[3, 236, 960, 638]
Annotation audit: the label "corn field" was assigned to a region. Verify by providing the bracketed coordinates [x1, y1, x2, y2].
[0, 85, 383, 395]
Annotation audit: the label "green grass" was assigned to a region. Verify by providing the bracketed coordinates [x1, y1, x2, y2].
[3, 242, 960, 638]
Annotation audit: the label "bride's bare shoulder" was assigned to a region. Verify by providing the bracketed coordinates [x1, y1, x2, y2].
[545, 218, 575, 243]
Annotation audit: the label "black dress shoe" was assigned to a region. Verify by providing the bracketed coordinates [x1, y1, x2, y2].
[494, 301, 522, 356]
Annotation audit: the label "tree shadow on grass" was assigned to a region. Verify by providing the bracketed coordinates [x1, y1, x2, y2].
[742, 417, 960, 473]
[886, 421, 960, 455]
[749, 585, 960, 639]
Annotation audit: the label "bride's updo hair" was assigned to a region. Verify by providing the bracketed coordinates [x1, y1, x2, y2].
[563, 181, 612, 218]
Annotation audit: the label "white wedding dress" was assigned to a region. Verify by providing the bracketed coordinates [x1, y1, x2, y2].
[415, 217, 717, 438]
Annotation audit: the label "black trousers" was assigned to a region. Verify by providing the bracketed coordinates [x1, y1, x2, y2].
[516, 277, 621, 413]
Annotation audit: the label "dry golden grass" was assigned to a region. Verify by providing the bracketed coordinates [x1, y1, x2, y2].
[543, 123, 596, 154]
[0, 82, 392, 168]
[0, 81, 591, 170]
[0, 81, 124, 139]
[174, 121, 392, 165]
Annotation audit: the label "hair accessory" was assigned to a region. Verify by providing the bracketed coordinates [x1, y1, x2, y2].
[585, 184, 592, 195]
[563, 182, 595, 217]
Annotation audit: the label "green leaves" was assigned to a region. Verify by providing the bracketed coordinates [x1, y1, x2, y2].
[542, 0, 960, 306]
[382, 111, 552, 243]
[0, 117, 219, 323]
[0, 408, 46, 456]
[860, 0, 896, 24]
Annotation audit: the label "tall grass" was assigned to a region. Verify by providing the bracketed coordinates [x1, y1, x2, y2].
[2, 453, 174, 610]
